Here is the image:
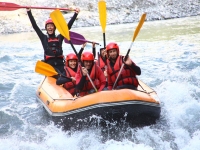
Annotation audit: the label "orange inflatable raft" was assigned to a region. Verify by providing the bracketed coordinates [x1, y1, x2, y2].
[36, 76, 161, 127]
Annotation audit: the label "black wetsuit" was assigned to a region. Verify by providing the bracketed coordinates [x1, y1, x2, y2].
[27, 10, 78, 73]
[56, 67, 77, 85]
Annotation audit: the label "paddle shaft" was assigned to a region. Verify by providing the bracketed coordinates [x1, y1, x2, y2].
[103, 33, 106, 48]
[87, 74, 97, 92]
[0, 2, 75, 11]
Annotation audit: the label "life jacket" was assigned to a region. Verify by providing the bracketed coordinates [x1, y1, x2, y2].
[63, 67, 76, 95]
[79, 63, 100, 96]
[44, 35, 64, 61]
[107, 55, 139, 88]
[97, 54, 106, 71]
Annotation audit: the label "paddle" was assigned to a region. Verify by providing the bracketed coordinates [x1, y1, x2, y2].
[0, 2, 75, 11]
[65, 31, 100, 45]
[35, 60, 71, 80]
[112, 13, 146, 90]
[98, 0, 107, 48]
[50, 9, 98, 92]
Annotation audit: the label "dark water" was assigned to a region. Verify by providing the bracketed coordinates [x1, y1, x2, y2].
[0, 16, 200, 150]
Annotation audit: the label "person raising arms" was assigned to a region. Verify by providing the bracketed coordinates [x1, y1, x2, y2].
[27, 8, 80, 73]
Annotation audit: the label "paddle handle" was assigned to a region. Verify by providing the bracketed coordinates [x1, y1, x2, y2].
[30, 6, 75, 11]
[69, 41, 79, 57]
[124, 49, 130, 62]
[103, 33, 106, 48]
[87, 74, 98, 92]
[4, 5, 75, 11]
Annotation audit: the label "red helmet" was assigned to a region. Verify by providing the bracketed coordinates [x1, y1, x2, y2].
[106, 42, 119, 54]
[45, 19, 55, 28]
[81, 52, 94, 61]
[66, 53, 78, 61]
[66, 53, 78, 66]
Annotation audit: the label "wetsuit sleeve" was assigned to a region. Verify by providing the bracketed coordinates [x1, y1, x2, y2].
[78, 48, 84, 60]
[68, 12, 78, 30]
[97, 66, 106, 91]
[93, 47, 96, 59]
[56, 72, 73, 85]
[128, 62, 141, 75]
[75, 66, 86, 90]
[27, 10, 44, 39]
[56, 76, 72, 85]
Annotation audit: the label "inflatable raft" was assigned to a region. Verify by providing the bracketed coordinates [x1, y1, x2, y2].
[36, 76, 161, 128]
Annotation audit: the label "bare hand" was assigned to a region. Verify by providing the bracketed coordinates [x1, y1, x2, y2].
[26, 8, 31, 11]
[82, 67, 88, 76]
[92, 42, 96, 48]
[71, 77, 76, 82]
[82, 42, 87, 48]
[124, 56, 132, 66]
[104, 70, 107, 77]
[102, 49, 107, 58]
[75, 8, 80, 14]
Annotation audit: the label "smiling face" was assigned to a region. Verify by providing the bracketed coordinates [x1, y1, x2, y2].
[68, 59, 77, 69]
[100, 48, 107, 58]
[46, 23, 55, 35]
[108, 49, 118, 61]
[83, 60, 93, 70]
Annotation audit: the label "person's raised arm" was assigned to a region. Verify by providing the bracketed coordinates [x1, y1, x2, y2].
[124, 56, 141, 75]
[26, 9, 44, 39]
[68, 8, 80, 30]
[92, 42, 96, 58]
[78, 42, 87, 59]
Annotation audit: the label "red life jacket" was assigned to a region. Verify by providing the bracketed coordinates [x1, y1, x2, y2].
[107, 55, 139, 88]
[44, 36, 64, 61]
[63, 66, 76, 95]
[79, 63, 100, 96]
[97, 55, 106, 71]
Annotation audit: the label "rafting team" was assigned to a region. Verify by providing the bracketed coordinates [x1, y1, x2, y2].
[27, 8, 141, 97]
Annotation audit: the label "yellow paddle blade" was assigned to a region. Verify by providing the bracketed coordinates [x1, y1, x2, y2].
[132, 13, 146, 42]
[50, 9, 70, 40]
[98, 0, 106, 33]
[35, 61, 58, 76]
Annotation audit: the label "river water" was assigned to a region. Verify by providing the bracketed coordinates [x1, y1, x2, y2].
[0, 16, 200, 150]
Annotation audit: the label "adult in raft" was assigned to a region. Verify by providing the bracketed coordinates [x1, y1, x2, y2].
[75, 52, 106, 96]
[26, 8, 80, 73]
[106, 42, 141, 90]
